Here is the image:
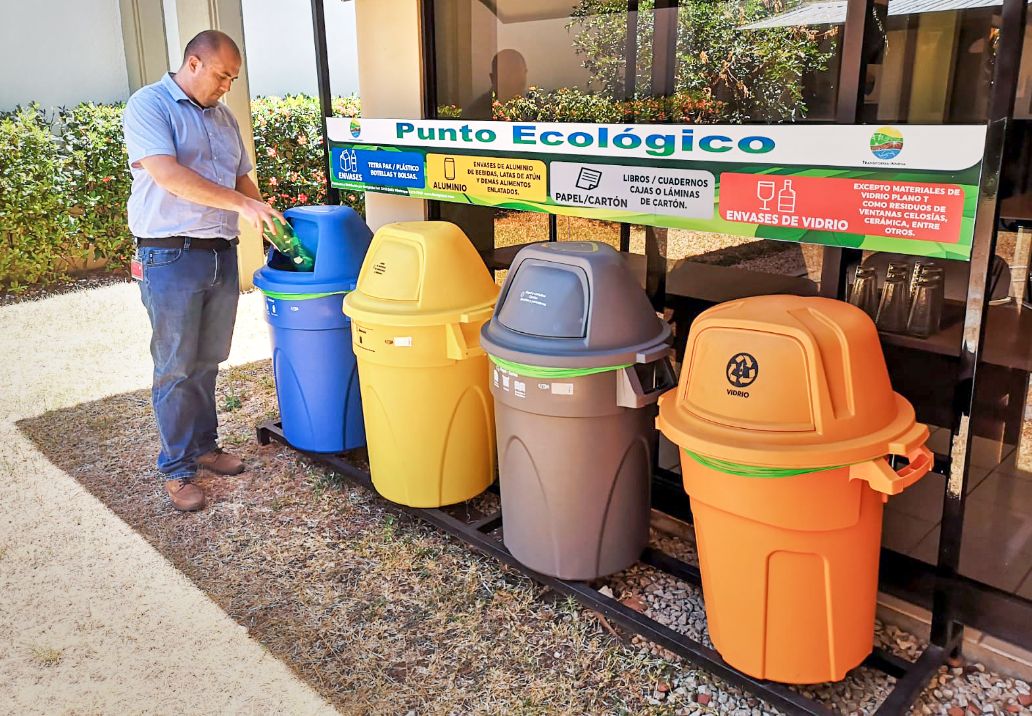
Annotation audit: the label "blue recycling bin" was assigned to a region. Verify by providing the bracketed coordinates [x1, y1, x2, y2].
[253, 205, 373, 453]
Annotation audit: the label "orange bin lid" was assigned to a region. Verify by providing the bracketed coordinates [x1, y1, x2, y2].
[657, 295, 928, 468]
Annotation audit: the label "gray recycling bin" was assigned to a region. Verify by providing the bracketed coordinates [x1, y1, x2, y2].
[480, 241, 675, 579]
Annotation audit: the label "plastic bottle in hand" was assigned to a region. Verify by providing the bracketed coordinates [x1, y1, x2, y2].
[264, 216, 314, 271]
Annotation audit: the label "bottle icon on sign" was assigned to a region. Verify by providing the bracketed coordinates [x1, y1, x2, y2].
[777, 180, 797, 213]
[444, 157, 456, 181]
[339, 148, 358, 174]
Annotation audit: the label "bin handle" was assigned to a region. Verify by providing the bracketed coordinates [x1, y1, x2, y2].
[459, 306, 495, 324]
[445, 322, 486, 361]
[616, 360, 677, 409]
[848, 444, 933, 496]
[635, 344, 673, 364]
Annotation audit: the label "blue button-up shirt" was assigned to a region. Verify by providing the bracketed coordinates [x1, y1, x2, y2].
[123, 72, 253, 239]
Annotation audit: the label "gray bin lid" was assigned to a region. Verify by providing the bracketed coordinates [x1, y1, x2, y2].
[480, 241, 671, 368]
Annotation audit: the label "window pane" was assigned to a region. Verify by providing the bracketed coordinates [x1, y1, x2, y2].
[676, 4, 842, 122]
[866, 7, 999, 124]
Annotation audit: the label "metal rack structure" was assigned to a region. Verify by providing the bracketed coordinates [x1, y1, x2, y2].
[298, 0, 1032, 708]
[258, 420, 958, 715]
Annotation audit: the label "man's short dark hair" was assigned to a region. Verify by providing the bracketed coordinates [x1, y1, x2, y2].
[183, 30, 240, 64]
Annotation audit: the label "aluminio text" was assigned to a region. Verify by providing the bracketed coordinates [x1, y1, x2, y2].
[395, 123, 776, 158]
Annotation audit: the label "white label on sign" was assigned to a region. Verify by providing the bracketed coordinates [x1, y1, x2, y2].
[493, 369, 499, 388]
[394, 337, 413, 347]
[550, 162, 715, 219]
[551, 383, 574, 395]
[514, 380, 526, 398]
[502, 375, 511, 391]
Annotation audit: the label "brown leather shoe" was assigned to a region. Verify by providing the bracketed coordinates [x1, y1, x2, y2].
[165, 479, 205, 511]
[197, 448, 244, 476]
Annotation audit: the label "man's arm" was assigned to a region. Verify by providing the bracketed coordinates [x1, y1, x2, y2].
[235, 173, 264, 203]
[138, 155, 282, 234]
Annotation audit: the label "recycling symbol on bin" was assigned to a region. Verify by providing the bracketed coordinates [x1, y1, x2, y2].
[726, 353, 759, 388]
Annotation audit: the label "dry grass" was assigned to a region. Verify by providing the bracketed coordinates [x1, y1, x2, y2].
[30, 647, 63, 667]
[17, 360, 690, 716]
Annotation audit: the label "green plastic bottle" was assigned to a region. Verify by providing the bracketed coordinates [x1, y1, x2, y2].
[264, 216, 315, 272]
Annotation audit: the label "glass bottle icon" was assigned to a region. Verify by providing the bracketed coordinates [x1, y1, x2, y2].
[444, 157, 456, 181]
[777, 180, 797, 213]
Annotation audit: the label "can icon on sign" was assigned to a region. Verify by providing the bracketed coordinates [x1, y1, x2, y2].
[444, 157, 456, 181]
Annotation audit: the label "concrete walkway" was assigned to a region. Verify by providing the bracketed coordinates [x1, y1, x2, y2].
[0, 282, 336, 715]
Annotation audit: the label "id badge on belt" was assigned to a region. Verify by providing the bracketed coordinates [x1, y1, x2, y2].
[131, 256, 143, 281]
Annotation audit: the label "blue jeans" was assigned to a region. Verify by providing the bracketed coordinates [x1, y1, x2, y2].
[138, 243, 239, 480]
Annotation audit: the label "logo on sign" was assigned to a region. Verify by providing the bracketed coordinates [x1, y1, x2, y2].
[349, 119, 361, 138]
[726, 352, 759, 389]
[870, 127, 903, 160]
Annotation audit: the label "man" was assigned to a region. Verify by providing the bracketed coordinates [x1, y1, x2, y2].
[123, 30, 281, 511]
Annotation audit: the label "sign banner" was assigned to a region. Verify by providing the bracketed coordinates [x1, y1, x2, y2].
[327, 118, 988, 261]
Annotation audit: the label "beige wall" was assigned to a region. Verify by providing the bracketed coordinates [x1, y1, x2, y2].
[0, 0, 130, 110]
[354, 0, 427, 231]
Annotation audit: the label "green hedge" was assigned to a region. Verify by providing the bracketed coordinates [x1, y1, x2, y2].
[0, 95, 364, 292]
[252, 95, 364, 213]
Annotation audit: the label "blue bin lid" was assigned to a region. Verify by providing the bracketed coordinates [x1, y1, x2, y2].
[253, 205, 373, 295]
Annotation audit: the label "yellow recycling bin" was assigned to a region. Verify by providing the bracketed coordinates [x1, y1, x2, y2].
[343, 222, 499, 507]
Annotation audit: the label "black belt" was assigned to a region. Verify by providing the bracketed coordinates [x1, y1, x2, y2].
[136, 236, 237, 250]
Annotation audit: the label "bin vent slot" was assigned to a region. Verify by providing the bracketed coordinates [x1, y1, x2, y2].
[789, 308, 855, 421]
[358, 239, 423, 301]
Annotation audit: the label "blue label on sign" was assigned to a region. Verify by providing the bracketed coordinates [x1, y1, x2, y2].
[332, 147, 425, 188]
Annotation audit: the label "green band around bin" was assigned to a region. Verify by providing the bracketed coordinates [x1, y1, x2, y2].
[259, 289, 350, 301]
[683, 450, 849, 479]
[489, 354, 632, 379]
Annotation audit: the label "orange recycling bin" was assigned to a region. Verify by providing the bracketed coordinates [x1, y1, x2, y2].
[657, 295, 932, 684]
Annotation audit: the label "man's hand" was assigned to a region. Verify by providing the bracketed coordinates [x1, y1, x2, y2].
[237, 196, 282, 235]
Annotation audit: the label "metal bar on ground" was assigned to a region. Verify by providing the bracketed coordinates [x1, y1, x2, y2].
[872, 640, 956, 716]
[256, 421, 940, 715]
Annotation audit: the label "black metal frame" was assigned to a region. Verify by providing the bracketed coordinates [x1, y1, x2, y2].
[257, 420, 954, 715]
[310, 0, 338, 205]
[301, 0, 1032, 670]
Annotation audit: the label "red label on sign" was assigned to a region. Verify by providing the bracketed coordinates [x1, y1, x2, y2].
[718, 173, 965, 243]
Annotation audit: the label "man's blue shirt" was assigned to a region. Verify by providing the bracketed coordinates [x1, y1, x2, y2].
[123, 73, 253, 239]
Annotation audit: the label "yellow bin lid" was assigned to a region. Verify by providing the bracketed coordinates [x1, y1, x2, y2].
[657, 295, 928, 468]
[343, 221, 498, 326]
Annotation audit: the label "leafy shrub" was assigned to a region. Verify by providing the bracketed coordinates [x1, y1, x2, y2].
[492, 86, 724, 123]
[0, 105, 71, 290]
[251, 94, 364, 214]
[56, 103, 135, 267]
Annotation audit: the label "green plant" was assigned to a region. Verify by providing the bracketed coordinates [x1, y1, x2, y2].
[568, 0, 836, 122]
[251, 94, 365, 215]
[56, 103, 134, 267]
[493, 86, 724, 123]
[221, 392, 243, 412]
[0, 105, 71, 290]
